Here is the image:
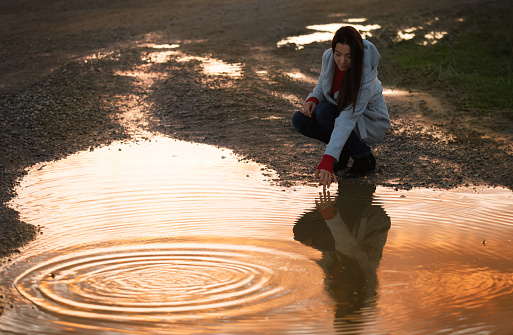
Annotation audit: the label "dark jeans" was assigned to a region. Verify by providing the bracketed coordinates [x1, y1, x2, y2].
[292, 102, 371, 159]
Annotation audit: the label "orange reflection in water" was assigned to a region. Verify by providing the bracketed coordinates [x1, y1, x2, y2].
[374, 187, 513, 334]
[4, 137, 334, 334]
[2, 136, 513, 334]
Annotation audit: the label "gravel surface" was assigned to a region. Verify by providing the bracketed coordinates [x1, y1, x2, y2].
[1, 0, 512, 313]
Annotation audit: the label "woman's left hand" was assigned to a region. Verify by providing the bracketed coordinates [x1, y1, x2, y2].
[314, 169, 337, 190]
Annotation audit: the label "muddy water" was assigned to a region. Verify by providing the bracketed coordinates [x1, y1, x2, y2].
[1, 136, 513, 334]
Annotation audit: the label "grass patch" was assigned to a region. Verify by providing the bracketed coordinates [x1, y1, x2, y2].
[386, 0, 513, 113]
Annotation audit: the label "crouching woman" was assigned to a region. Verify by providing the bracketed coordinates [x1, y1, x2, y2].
[292, 26, 390, 189]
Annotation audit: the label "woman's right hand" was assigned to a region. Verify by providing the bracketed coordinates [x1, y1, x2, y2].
[300, 101, 317, 118]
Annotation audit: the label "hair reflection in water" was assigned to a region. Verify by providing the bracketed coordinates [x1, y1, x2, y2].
[293, 181, 390, 331]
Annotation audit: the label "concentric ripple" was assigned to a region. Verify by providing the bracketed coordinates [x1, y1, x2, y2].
[2, 136, 513, 334]
[15, 241, 323, 323]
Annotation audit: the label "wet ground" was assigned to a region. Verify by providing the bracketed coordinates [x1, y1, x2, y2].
[1, 136, 512, 334]
[1, 0, 513, 332]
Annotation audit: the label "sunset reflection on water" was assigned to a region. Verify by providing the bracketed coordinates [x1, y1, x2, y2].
[1, 137, 512, 334]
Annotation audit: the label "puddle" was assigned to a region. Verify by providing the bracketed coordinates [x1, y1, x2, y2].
[176, 54, 242, 77]
[1, 136, 513, 334]
[278, 19, 450, 49]
[277, 21, 381, 49]
[422, 30, 448, 45]
[137, 43, 242, 77]
[90, 44, 242, 78]
[395, 26, 448, 45]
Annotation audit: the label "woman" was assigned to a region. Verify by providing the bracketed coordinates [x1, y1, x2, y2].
[292, 26, 390, 189]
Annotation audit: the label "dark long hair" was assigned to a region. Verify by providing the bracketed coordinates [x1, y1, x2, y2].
[331, 26, 364, 113]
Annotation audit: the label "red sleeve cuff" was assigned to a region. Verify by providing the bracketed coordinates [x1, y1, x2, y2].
[306, 97, 319, 105]
[316, 155, 335, 174]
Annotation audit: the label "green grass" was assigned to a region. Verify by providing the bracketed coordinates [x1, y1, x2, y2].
[387, 0, 513, 112]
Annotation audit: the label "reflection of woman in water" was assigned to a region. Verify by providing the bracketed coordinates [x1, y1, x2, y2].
[292, 26, 390, 189]
[293, 181, 390, 330]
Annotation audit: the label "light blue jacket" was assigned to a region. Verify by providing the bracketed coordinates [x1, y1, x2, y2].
[306, 40, 390, 161]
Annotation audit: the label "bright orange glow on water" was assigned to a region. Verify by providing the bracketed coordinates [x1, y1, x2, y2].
[1, 137, 512, 334]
